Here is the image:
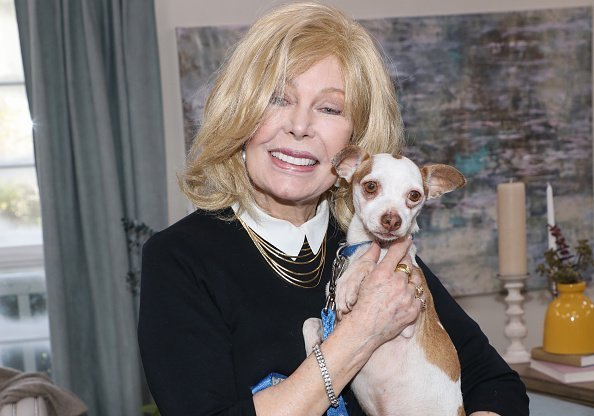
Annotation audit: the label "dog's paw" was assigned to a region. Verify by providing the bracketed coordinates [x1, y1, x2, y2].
[334, 260, 374, 318]
[335, 276, 360, 318]
[302, 318, 323, 356]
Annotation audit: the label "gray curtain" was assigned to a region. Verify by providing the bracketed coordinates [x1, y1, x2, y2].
[14, 1, 168, 415]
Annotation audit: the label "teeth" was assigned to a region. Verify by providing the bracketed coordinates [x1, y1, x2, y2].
[271, 151, 316, 166]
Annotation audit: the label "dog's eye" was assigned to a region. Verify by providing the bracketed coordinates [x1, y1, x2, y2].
[363, 181, 378, 194]
[408, 190, 422, 202]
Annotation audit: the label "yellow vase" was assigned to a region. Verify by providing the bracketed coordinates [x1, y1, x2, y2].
[543, 281, 594, 354]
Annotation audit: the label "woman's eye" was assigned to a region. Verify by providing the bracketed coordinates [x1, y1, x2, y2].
[320, 106, 342, 115]
[409, 190, 422, 202]
[269, 96, 289, 106]
[363, 181, 378, 194]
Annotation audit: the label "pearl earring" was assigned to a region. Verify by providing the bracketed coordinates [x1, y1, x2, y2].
[241, 149, 246, 163]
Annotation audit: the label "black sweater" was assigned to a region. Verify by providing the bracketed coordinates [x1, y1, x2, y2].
[138, 209, 529, 415]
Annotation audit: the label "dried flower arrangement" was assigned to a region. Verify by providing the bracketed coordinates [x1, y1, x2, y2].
[536, 225, 594, 293]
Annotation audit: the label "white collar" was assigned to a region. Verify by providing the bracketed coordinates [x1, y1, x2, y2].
[233, 199, 329, 257]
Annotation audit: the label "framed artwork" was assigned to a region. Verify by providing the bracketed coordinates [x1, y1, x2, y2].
[176, 7, 593, 296]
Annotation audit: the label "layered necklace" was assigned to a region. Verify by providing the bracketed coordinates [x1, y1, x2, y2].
[237, 216, 326, 289]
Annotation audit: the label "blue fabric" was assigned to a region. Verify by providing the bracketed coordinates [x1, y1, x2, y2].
[251, 373, 287, 394]
[321, 309, 337, 341]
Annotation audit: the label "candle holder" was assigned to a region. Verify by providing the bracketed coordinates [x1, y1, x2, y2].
[498, 273, 530, 363]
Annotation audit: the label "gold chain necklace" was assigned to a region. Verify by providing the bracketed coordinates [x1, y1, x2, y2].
[237, 217, 326, 288]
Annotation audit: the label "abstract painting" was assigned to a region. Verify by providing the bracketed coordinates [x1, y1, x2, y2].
[176, 7, 593, 296]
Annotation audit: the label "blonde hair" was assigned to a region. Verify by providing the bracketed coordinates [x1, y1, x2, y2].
[179, 1, 405, 230]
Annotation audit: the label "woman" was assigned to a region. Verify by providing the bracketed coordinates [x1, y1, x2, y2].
[138, 2, 529, 415]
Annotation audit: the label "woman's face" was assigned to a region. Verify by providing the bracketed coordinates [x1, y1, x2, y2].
[245, 56, 353, 216]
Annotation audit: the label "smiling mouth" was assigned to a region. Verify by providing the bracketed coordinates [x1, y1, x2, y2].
[270, 151, 318, 166]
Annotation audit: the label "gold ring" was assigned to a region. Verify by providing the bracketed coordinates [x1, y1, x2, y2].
[415, 284, 424, 297]
[395, 263, 412, 277]
[418, 297, 427, 311]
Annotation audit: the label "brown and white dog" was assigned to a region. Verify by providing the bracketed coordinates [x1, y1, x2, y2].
[303, 145, 467, 416]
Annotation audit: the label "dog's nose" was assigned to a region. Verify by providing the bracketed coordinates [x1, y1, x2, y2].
[381, 212, 401, 231]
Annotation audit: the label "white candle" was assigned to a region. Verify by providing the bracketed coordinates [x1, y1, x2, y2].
[546, 182, 556, 251]
[497, 181, 528, 276]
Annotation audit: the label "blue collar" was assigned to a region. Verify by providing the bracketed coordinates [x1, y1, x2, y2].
[338, 241, 372, 258]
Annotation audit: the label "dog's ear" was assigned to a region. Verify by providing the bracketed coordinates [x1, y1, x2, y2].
[332, 145, 370, 183]
[421, 164, 467, 199]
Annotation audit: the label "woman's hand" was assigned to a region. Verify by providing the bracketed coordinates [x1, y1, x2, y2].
[255, 237, 425, 416]
[342, 236, 424, 349]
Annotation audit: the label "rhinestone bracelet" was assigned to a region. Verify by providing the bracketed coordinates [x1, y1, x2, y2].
[313, 344, 339, 408]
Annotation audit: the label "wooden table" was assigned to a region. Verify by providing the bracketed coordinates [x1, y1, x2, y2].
[510, 363, 594, 407]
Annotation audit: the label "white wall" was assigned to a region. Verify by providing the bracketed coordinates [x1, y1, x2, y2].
[153, 0, 594, 356]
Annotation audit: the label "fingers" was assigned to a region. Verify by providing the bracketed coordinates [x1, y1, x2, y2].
[394, 257, 413, 280]
[417, 296, 427, 311]
[405, 260, 422, 287]
[392, 257, 426, 314]
[406, 266, 426, 312]
[378, 235, 413, 273]
[358, 241, 381, 264]
[345, 242, 427, 346]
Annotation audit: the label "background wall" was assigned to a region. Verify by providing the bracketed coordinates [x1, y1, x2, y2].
[153, 0, 594, 355]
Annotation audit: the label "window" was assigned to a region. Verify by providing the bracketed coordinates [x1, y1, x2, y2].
[0, 0, 51, 374]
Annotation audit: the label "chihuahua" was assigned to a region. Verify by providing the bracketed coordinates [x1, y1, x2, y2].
[303, 145, 467, 416]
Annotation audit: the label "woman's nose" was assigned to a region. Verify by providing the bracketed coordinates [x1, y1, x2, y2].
[286, 106, 313, 139]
